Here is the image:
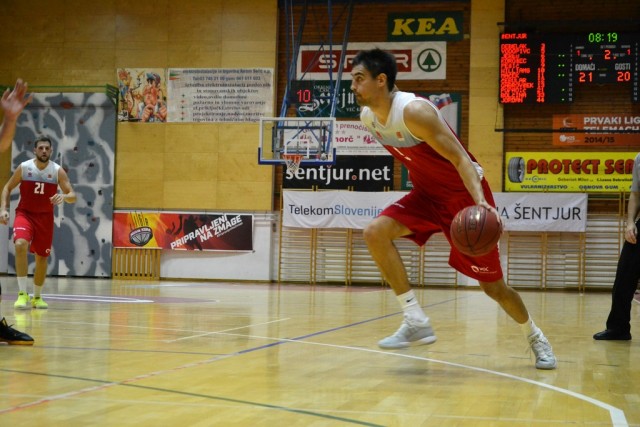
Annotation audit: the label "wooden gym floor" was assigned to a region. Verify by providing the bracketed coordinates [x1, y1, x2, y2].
[0, 278, 638, 426]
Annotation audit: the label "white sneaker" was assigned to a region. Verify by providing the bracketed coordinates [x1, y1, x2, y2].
[378, 315, 437, 349]
[528, 331, 557, 370]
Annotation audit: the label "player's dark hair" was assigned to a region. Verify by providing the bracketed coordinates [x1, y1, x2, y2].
[34, 135, 52, 147]
[351, 48, 397, 91]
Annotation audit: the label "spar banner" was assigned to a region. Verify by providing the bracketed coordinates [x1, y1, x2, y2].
[494, 193, 587, 232]
[283, 155, 394, 191]
[113, 211, 253, 251]
[505, 151, 637, 192]
[297, 41, 446, 80]
[553, 114, 640, 146]
[283, 190, 406, 229]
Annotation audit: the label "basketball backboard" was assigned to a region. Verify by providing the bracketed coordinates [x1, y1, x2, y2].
[258, 117, 336, 166]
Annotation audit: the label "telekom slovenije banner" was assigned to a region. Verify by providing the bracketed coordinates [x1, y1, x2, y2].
[113, 211, 253, 251]
[283, 190, 406, 229]
[283, 191, 588, 232]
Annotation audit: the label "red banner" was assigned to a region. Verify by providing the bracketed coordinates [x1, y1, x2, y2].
[553, 114, 640, 146]
[113, 212, 253, 251]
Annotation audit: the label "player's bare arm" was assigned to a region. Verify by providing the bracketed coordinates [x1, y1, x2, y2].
[51, 167, 76, 205]
[0, 79, 33, 153]
[403, 101, 488, 208]
[0, 166, 23, 224]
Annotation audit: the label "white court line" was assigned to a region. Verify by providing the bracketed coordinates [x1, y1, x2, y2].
[40, 294, 154, 303]
[0, 329, 628, 426]
[164, 318, 291, 343]
[215, 332, 629, 427]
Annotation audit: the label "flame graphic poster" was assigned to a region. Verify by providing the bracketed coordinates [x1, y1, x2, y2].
[113, 212, 253, 251]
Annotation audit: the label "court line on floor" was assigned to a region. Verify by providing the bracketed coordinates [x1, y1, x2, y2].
[229, 334, 628, 427]
[0, 363, 382, 426]
[164, 317, 291, 343]
[1, 294, 627, 426]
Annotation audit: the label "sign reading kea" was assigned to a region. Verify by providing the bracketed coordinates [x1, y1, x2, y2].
[387, 12, 463, 41]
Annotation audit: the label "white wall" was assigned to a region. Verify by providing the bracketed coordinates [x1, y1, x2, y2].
[159, 212, 278, 281]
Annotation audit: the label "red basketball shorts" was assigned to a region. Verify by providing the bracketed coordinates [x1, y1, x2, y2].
[13, 210, 54, 257]
[379, 185, 504, 283]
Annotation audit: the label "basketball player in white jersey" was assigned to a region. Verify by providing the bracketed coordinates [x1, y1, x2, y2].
[0, 79, 34, 344]
[0, 135, 76, 312]
[351, 49, 556, 369]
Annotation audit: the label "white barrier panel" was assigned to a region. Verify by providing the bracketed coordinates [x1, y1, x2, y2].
[284, 190, 588, 233]
[494, 192, 588, 232]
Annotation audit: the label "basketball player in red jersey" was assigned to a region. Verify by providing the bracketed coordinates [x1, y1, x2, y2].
[0, 79, 35, 344]
[351, 49, 556, 369]
[0, 135, 76, 312]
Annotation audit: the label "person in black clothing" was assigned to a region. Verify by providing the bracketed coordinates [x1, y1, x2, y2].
[594, 152, 640, 341]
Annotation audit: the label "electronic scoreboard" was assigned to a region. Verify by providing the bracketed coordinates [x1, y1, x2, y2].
[499, 32, 639, 104]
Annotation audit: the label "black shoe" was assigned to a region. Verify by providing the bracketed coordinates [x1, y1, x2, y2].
[0, 317, 34, 345]
[593, 329, 631, 341]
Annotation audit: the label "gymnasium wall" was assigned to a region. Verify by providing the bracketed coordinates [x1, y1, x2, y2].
[274, 0, 473, 200]
[0, 0, 277, 211]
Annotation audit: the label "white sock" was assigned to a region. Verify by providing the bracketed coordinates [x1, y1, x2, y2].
[397, 290, 428, 322]
[520, 316, 541, 338]
[33, 284, 42, 298]
[17, 276, 28, 294]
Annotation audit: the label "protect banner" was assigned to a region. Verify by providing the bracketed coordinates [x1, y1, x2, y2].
[493, 193, 588, 232]
[505, 151, 637, 192]
[113, 212, 253, 251]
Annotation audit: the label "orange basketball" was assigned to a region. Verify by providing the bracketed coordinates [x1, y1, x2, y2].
[450, 205, 503, 257]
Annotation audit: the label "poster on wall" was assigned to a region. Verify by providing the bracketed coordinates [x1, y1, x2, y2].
[116, 68, 167, 122]
[332, 121, 390, 155]
[504, 151, 637, 192]
[552, 114, 640, 146]
[167, 68, 273, 122]
[296, 80, 360, 118]
[113, 212, 254, 251]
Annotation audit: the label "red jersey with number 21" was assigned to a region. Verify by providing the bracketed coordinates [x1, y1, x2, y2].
[18, 159, 60, 214]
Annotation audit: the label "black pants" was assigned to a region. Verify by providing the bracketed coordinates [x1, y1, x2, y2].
[606, 219, 640, 334]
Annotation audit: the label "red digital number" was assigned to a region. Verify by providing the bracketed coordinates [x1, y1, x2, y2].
[578, 72, 593, 83]
[604, 49, 611, 60]
[617, 71, 631, 82]
[296, 89, 312, 103]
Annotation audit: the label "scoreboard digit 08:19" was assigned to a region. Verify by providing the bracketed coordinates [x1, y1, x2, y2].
[499, 32, 639, 104]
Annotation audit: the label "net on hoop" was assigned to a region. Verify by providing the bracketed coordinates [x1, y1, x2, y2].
[282, 153, 303, 173]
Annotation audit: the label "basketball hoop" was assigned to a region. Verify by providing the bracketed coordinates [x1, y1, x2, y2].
[282, 153, 303, 173]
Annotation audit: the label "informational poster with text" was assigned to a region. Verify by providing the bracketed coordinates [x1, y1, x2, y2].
[167, 68, 273, 122]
